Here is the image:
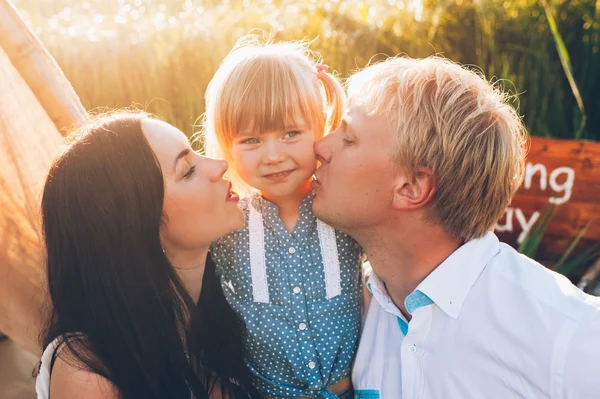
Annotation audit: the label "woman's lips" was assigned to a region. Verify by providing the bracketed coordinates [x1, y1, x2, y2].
[226, 191, 240, 202]
[225, 182, 239, 202]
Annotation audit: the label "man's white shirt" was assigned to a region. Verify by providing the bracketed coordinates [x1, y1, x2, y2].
[352, 232, 600, 399]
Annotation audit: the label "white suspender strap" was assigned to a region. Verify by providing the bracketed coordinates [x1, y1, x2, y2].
[317, 220, 342, 300]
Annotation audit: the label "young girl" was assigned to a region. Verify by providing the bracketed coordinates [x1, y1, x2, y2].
[202, 35, 363, 399]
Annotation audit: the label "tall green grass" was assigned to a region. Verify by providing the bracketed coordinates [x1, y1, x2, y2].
[518, 204, 599, 288]
[12, 0, 600, 140]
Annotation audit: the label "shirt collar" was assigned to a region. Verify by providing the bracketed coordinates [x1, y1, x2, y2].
[249, 191, 316, 236]
[416, 231, 500, 319]
[367, 272, 404, 318]
[367, 231, 500, 320]
[367, 272, 434, 320]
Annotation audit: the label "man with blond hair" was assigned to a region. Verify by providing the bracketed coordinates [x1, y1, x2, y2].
[311, 57, 600, 398]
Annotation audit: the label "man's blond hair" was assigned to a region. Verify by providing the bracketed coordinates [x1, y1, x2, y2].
[201, 33, 346, 194]
[348, 56, 527, 241]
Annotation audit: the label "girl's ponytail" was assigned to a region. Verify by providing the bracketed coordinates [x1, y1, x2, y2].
[317, 66, 347, 135]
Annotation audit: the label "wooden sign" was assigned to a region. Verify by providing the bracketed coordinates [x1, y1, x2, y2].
[495, 137, 600, 260]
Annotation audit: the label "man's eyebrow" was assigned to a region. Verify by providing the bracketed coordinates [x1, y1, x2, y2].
[173, 148, 190, 171]
[341, 115, 353, 133]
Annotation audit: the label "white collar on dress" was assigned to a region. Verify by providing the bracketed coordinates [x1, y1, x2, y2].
[248, 202, 342, 304]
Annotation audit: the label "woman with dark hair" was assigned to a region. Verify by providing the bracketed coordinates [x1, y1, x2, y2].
[35, 112, 258, 399]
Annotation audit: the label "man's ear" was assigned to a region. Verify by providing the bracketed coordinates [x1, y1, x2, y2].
[392, 166, 436, 210]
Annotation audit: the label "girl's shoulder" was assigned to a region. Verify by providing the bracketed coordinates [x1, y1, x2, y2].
[238, 192, 266, 213]
[222, 193, 263, 225]
[237, 196, 251, 212]
[210, 196, 256, 257]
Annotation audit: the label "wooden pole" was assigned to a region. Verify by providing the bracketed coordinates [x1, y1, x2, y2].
[0, 0, 87, 132]
[0, 0, 87, 355]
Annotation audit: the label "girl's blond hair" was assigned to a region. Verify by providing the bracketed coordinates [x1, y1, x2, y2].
[201, 33, 346, 194]
[347, 56, 528, 242]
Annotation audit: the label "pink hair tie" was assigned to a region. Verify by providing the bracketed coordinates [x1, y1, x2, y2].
[316, 64, 329, 77]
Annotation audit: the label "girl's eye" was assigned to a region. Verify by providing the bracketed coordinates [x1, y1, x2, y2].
[283, 130, 301, 139]
[183, 165, 196, 179]
[242, 138, 260, 144]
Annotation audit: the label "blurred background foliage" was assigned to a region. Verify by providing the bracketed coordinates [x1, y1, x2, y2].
[11, 0, 600, 141]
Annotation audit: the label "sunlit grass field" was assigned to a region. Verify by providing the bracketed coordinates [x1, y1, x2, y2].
[12, 0, 600, 141]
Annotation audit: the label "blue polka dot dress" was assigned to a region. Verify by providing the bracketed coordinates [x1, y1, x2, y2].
[211, 192, 363, 398]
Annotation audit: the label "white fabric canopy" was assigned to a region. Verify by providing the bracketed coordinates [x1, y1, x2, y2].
[0, 0, 86, 354]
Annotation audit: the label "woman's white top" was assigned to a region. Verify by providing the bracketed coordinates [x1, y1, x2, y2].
[36, 337, 63, 399]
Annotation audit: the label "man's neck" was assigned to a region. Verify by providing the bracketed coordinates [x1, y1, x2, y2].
[357, 220, 460, 319]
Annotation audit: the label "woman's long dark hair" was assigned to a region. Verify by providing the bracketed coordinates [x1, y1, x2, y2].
[40, 113, 256, 398]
